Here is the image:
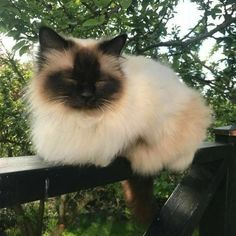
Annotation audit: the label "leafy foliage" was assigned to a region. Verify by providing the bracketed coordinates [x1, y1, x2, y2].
[0, 0, 235, 116]
[0, 60, 32, 157]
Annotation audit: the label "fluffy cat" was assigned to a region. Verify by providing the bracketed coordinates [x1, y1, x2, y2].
[28, 26, 211, 223]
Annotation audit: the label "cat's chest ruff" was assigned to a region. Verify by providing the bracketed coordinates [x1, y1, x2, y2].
[33, 108, 137, 166]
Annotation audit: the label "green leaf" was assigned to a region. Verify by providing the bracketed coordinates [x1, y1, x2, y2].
[0, 0, 9, 8]
[119, 0, 132, 9]
[12, 41, 26, 52]
[94, 0, 110, 8]
[19, 45, 29, 56]
[82, 15, 105, 27]
[0, 25, 8, 33]
[0, 0, 18, 13]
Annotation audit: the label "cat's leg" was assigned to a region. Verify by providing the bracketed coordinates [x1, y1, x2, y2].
[121, 176, 158, 224]
[123, 141, 165, 224]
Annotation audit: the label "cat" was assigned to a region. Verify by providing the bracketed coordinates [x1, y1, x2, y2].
[28, 26, 211, 223]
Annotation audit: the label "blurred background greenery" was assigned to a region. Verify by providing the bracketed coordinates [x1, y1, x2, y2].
[0, 0, 235, 235]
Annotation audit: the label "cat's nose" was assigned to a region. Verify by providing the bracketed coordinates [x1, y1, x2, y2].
[81, 90, 93, 98]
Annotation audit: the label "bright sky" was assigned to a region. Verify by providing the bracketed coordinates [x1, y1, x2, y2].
[0, 1, 221, 64]
[1, 36, 15, 52]
[167, 0, 221, 62]
[1, 36, 31, 62]
[168, 0, 202, 37]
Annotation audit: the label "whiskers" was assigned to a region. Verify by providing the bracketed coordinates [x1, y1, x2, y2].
[44, 94, 115, 115]
[98, 98, 114, 113]
[47, 95, 69, 106]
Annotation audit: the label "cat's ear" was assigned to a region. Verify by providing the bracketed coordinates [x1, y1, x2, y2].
[99, 34, 127, 55]
[39, 26, 69, 51]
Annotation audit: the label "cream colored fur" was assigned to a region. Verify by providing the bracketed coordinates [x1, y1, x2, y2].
[29, 39, 211, 176]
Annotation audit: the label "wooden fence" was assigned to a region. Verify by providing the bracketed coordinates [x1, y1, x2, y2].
[0, 126, 236, 236]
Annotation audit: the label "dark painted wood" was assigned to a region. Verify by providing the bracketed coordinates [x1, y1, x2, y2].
[227, 143, 236, 236]
[200, 126, 236, 236]
[199, 175, 227, 236]
[0, 142, 229, 209]
[214, 125, 236, 136]
[0, 143, 228, 207]
[1, 127, 236, 236]
[0, 142, 232, 233]
[214, 125, 236, 143]
[0, 156, 57, 174]
[0, 157, 132, 208]
[0, 143, 229, 175]
[193, 142, 232, 164]
[144, 158, 230, 236]
[144, 126, 236, 236]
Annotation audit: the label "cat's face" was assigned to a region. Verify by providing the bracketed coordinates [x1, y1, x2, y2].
[35, 27, 127, 111]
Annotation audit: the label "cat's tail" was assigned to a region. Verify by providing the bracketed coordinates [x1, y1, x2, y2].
[121, 176, 158, 224]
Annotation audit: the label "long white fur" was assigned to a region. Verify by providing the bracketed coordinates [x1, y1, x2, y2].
[29, 39, 211, 175]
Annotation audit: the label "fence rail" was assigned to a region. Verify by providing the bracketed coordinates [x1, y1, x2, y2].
[0, 126, 236, 236]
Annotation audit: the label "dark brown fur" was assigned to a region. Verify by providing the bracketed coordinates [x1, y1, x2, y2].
[42, 48, 122, 110]
[37, 26, 126, 111]
[122, 176, 158, 224]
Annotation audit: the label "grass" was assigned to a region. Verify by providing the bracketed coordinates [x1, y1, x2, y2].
[43, 214, 146, 236]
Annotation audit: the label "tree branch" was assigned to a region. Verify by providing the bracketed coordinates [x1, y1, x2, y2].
[189, 51, 219, 78]
[139, 15, 236, 53]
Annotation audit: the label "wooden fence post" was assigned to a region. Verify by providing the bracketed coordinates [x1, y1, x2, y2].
[199, 125, 236, 236]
